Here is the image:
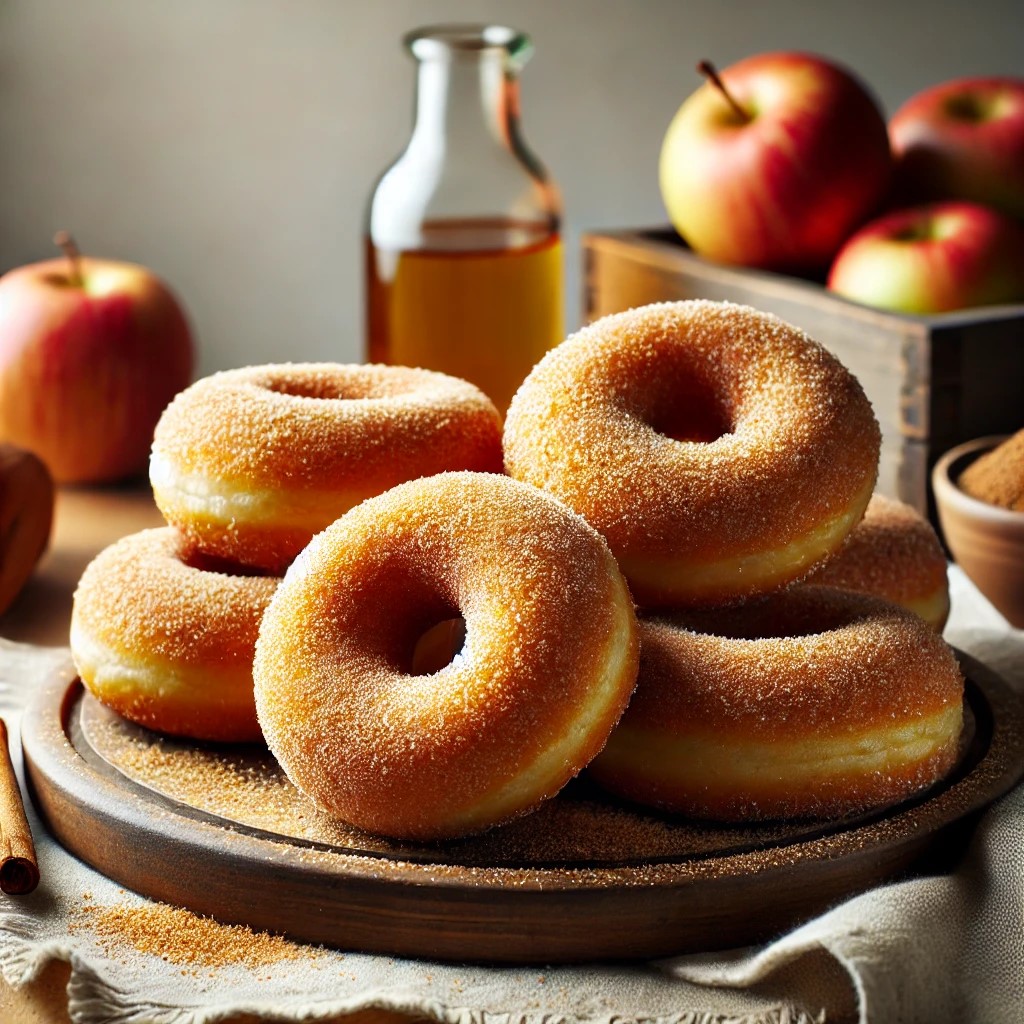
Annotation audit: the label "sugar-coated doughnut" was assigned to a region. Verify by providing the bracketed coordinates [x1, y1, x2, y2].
[588, 586, 964, 822]
[70, 528, 278, 742]
[150, 363, 504, 573]
[503, 301, 881, 607]
[807, 493, 949, 630]
[253, 471, 640, 841]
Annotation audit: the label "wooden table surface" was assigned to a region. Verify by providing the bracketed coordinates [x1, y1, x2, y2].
[0, 484, 426, 1024]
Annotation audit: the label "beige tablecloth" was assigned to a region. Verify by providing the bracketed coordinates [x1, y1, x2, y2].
[0, 567, 1021, 1024]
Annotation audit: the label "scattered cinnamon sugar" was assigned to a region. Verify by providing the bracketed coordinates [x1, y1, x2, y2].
[82, 694, 808, 865]
[959, 429, 1024, 511]
[73, 901, 309, 970]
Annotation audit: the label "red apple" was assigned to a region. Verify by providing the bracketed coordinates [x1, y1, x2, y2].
[659, 52, 892, 272]
[890, 77, 1024, 220]
[0, 235, 194, 483]
[827, 201, 1024, 314]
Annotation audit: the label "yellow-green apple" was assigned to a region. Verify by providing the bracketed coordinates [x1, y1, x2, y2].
[0, 443, 53, 616]
[659, 53, 892, 272]
[0, 234, 194, 483]
[827, 201, 1024, 314]
[890, 77, 1024, 219]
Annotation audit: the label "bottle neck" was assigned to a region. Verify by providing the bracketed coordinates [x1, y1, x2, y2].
[367, 27, 558, 250]
[410, 52, 519, 156]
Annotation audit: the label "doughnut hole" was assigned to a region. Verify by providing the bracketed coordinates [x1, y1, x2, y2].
[256, 364, 444, 403]
[263, 378, 354, 400]
[645, 384, 733, 445]
[613, 332, 736, 445]
[319, 552, 462, 674]
[679, 595, 862, 642]
[411, 617, 468, 676]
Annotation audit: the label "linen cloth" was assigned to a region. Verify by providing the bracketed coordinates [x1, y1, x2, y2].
[0, 567, 1020, 1024]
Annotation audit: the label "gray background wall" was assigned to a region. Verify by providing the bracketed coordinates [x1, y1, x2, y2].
[1, 0, 1021, 375]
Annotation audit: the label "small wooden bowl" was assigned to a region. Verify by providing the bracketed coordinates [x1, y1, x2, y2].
[933, 436, 1024, 628]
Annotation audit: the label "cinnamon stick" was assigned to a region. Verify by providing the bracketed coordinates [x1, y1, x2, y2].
[0, 718, 39, 895]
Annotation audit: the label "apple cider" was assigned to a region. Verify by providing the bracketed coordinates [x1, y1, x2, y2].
[366, 221, 563, 413]
[366, 26, 563, 412]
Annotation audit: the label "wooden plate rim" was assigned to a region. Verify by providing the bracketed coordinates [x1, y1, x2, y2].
[22, 649, 1024, 895]
[21, 650, 1024, 962]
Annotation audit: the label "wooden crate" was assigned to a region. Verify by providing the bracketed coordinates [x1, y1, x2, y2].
[583, 228, 1024, 520]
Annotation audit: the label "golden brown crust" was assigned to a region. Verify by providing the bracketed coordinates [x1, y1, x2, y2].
[503, 301, 880, 605]
[632, 587, 960, 734]
[589, 585, 964, 821]
[70, 528, 279, 741]
[595, 744, 961, 824]
[254, 471, 640, 841]
[807, 493, 949, 627]
[151, 363, 504, 572]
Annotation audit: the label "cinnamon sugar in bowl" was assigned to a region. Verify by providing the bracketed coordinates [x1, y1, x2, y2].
[933, 435, 1024, 628]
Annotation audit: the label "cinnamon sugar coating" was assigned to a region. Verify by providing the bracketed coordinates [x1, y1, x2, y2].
[71, 528, 279, 741]
[75, 901, 305, 971]
[254, 471, 639, 841]
[151, 363, 504, 573]
[503, 301, 880, 607]
[589, 585, 964, 822]
[807, 493, 949, 629]
[959, 428, 1024, 510]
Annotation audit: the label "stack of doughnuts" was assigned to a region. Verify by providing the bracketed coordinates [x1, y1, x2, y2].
[71, 364, 506, 743]
[504, 301, 962, 823]
[70, 300, 964, 840]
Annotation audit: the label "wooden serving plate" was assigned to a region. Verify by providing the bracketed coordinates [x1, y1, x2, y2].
[23, 651, 1024, 964]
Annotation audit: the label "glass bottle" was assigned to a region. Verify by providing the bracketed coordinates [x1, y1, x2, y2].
[366, 24, 563, 414]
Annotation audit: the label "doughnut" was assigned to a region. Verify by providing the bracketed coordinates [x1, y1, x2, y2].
[503, 301, 881, 608]
[70, 528, 278, 742]
[806, 493, 949, 630]
[588, 585, 964, 821]
[253, 471, 639, 841]
[150, 363, 504, 573]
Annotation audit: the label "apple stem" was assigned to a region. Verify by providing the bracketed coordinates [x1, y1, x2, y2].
[697, 60, 751, 123]
[53, 231, 84, 288]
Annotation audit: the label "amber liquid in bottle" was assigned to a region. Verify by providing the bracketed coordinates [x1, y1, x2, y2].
[367, 220, 563, 414]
